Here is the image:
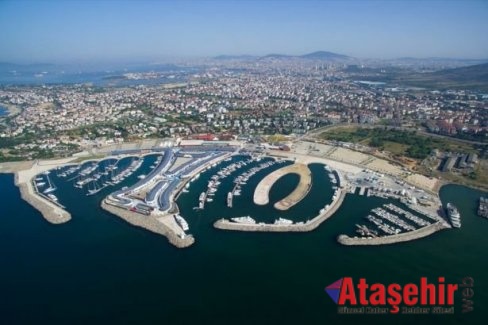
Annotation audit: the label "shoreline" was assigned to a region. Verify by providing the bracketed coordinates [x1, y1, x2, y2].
[0, 102, 22, 117]
[1, 144, 482, 247]
[438, 179, 488, 194]
[269, 149, 440, 196]
[101, 200, 194, 248]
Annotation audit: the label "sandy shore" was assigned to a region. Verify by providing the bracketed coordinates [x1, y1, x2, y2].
[269, 149, 439, 194]
[101, 200, 194, 248]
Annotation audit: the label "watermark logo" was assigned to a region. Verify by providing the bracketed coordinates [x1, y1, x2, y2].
[325, 277, 474, 315]
[460, 277, 474, 313]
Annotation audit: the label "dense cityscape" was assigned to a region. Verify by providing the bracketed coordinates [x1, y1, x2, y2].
[1, 59, 487, 157]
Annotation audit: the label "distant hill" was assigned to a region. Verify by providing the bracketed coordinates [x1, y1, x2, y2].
[213, 51, 351, 62]
[213, 55, 257, 60]
[258, 50, 351, 61]
[299, 51, 350, 60]
[261, 53, 293, 59]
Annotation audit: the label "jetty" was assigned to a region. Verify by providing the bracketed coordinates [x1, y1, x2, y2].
[215, 188, 346, 232]
[102, 200, 194, 248]
[9, 158, 74, 224]
[337, 221, 448, 246]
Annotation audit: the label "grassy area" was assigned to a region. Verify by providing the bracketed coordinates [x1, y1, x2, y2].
[381, 141, 410, 156]
[318, 125, 488, 190]
[320, 126, 477, 159]
[266, 134, 288, 143]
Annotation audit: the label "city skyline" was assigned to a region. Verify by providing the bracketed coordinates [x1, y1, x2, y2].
[1, 0, 488, 63]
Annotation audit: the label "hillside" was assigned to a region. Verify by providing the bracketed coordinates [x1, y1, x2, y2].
[299, 51, 350, 60]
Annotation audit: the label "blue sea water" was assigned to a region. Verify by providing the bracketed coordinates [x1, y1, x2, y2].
[0, 64, 196, 86]
[0, 155, 487, 324]
[0, 105, 8, 116]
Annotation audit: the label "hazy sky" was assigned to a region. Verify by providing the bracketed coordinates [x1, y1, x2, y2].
[1, 0, 487, 63]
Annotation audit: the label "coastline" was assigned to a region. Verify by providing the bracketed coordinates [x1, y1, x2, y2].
[1, 144, 483, 247]
[0, 102, 22, 117]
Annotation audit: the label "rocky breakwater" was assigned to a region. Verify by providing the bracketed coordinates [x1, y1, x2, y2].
[337, 221, 449, 246]
[214, 188, 346, 233]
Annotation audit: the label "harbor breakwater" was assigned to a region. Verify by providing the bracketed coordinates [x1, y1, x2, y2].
[15, 173, 71, 224]
[101, 200, 194, 248]
[337, 221, 448, 246]
[214, 188, 346, 232]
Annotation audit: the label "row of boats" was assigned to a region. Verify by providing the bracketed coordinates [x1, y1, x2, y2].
[227, 159, 287, 207]
[78, 158, 143, 195]
[230, 216, 294, 226]
[36, 171, 57, 194]
[479, 197, 488, 219]
[57, 165, 81, 178]
[355, 203, 438, 238]
[325, 167, 338, 185]
[195, 156, 277, 210]
[35, 172, 59, 203]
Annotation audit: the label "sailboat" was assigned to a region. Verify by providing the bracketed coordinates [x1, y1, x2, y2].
[87, 180, 100, 196]
[43, 174, 57, 194]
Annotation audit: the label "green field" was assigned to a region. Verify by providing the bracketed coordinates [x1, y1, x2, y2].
[320, 127, 477, 160]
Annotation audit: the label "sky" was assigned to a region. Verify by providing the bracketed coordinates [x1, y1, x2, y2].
[0, 0, 487, 63]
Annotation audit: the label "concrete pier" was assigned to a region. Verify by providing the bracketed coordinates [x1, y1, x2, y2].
[101, 200, 194, 248]
[7, 159, 74, 224]
[215, 188, 346, 232]
[337, 221, 448, 246]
